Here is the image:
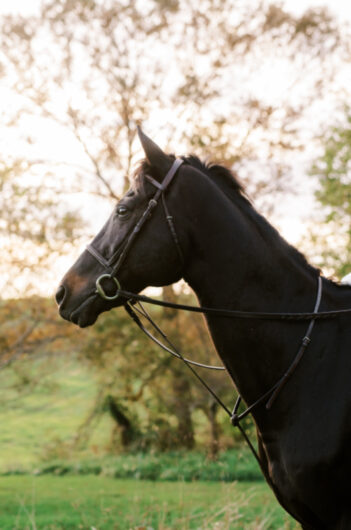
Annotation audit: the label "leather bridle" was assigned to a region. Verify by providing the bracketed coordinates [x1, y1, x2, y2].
[86, 157, 227, 373]
[86, 158, 184, 301]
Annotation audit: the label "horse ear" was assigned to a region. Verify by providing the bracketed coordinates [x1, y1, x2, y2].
[137, 126, 172, 179]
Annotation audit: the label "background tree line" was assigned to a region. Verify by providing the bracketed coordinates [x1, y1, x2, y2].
[0, 0, 351, 456]
[0, 293, 239, 455]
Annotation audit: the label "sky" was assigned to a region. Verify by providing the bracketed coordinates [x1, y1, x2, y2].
[2, 0, 351, 19]
[1, 0, 351, 296]
[284, 0, 351, 19]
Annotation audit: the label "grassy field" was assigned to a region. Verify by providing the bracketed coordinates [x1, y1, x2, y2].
[0, 355, 258, 480]
[0, 476, 297, 529]
[0, 355, 111, 470]
[18, 449, 261, 483]
[0, 356, 297, 528]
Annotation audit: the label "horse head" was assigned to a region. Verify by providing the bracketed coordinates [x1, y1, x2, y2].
[56, 128, 189, 327]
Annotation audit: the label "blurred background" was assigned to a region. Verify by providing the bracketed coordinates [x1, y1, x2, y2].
[0, 0, 351, 527]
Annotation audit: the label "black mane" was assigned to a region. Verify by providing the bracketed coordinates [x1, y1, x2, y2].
[136, 155, 337, 283]
[180, 156, 322, 280]
[137, 154, 249, 203]
[181, 155, 247, 199]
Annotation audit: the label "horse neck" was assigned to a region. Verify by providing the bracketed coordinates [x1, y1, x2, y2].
[182, 183, 319, 424]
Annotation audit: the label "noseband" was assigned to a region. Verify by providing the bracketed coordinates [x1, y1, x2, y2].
[86, 158, 184, 300]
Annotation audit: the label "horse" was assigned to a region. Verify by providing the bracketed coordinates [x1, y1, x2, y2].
[56, 127, 351, 529]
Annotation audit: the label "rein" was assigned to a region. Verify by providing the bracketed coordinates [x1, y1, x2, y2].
[123, 276, 322, 444]
[108, 282, 351, 321]
[84, 157, 346, 477]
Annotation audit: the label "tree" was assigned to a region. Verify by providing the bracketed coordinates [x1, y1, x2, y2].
[308, 109, 351, 277]
[1, 1, 347, 206]
[0, 296, 81, 407]
[0, 157, 84, 297]
[1, 0, 350, 452]
[0, 0, 348, 291]
[74, 293, 235, 452]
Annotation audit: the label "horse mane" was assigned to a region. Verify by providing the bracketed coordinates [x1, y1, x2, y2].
[136, 155, 338, 284]
[181, 155, 249, 201]
[136, 154, 249, 202]
[183, 156, 323, 280]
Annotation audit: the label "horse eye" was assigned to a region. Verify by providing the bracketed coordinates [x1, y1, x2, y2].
[116, 205, 129, 217]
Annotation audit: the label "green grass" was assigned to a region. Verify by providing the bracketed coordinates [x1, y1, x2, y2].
[0, 356, 297, 527]
[0, 475, 297, 529]
[24, 449, 262, 482]
[0, 356, 262, 484]
[0, 356, 112, 470]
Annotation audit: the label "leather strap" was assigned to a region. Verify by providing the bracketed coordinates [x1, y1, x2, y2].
[145, 158, 184, 191]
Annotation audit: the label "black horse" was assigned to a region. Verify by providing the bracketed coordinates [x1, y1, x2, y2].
[56, 128, 351, 529]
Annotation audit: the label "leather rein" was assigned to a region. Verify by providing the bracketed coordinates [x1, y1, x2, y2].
[86, 158, 345, 470]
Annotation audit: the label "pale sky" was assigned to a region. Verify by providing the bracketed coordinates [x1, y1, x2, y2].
[2, 0, 351, 19]
[1, 0, 350, 296]
[284, 0, 351, 19]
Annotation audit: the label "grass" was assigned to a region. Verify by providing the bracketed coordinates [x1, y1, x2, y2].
[0, 355, 111, 469]
[6, 449, 262, 483]
[0, 355, 261, 484]
[0, 475, 297, 529]
[0, 356, 297, 527]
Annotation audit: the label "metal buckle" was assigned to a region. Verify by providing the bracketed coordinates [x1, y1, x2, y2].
[95, 274, 121, 300]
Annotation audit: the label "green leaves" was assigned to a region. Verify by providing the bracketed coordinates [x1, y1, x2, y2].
[310, 110, 351, 277]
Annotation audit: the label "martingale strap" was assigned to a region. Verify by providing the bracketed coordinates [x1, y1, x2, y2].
[123, 275, 323, 487]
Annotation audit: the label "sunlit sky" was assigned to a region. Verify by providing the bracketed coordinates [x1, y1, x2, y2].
[2, 0, 351, 19]
[285, 0, 351, 18]
[1, 0, 351, 296]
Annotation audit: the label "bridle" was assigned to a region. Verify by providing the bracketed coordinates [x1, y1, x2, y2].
[86, 158, 228, 375]
[85, 157, 339, 492]
[86, 158, 184, 301]
[87, 159, 227, 371]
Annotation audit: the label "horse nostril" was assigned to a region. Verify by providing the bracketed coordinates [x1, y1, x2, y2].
[55, 285, 66, 306]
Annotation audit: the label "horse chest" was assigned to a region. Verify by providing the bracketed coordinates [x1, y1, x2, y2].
[262, 423, 351, 527]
